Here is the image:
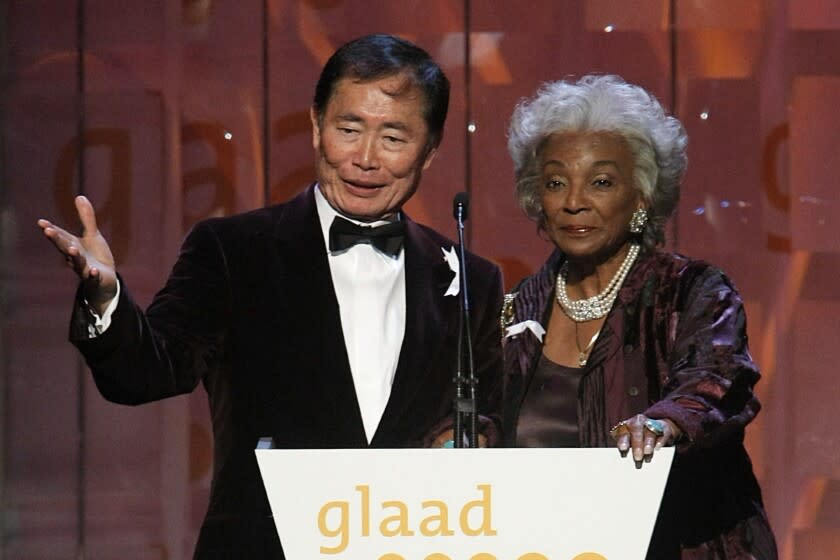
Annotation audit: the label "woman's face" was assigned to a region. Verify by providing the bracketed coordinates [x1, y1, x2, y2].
[539, 131, 643, 263]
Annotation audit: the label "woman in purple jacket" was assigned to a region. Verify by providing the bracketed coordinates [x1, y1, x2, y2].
[502, 74, 777, 559]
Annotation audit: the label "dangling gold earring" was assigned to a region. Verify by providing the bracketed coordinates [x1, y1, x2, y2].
[629, 208, 648, 234]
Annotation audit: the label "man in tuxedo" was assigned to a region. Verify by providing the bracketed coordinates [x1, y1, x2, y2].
[38, 34, 503, 557]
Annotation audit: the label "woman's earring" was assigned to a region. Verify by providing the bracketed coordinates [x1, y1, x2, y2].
[629, 208, 648, 234]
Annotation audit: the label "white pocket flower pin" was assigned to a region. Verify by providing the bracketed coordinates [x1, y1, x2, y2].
[441, 246, 459, 296]
[504, 320, 546, 342]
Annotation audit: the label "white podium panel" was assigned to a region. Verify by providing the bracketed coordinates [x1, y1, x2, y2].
[256, 448, 673, 560]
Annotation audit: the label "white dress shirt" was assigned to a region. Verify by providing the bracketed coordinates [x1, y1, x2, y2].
[315, 186, 406, 443]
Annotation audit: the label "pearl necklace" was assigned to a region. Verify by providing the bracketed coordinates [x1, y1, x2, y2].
[555, 243, 641, 323]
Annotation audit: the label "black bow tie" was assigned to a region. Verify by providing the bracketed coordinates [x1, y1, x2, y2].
[329, 216, 406, 257]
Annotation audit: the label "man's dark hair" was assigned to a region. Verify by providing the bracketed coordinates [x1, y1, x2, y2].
[313, 34, 450, 150]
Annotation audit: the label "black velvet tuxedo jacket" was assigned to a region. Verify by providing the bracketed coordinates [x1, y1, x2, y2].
[70, 185, 504, 558]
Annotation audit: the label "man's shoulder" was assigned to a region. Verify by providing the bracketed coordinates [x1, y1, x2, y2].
[192, 187, 312, 238]
[408, 220, 452, 247]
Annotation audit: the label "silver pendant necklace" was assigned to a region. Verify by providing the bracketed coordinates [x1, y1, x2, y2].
[574, 322, 601, 367]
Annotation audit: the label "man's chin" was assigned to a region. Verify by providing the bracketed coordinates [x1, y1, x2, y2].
[334, 199, 392, 222]
[337, 192, 398, 221]
[346, 207, 396, 222]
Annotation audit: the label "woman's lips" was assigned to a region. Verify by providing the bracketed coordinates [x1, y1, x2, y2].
[561, 225, 595, 234]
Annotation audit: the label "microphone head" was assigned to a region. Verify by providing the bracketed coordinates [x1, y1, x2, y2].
[453, 191, 470, 220]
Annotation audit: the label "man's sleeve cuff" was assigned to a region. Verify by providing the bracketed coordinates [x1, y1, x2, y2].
[84, 280, 121, 338]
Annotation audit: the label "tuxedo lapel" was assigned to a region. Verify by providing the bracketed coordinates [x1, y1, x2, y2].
[269, 194, 458, 447]
[269, 185, 368, 446]
[371, 220, 457, 444]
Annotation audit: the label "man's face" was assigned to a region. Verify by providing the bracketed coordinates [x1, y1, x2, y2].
[311, 74, 437, 222]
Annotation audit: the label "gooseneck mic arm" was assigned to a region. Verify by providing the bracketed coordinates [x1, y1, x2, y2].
[452, 192, 478, 448]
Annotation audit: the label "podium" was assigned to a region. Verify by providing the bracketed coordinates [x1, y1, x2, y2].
[256, 447, 673, 560]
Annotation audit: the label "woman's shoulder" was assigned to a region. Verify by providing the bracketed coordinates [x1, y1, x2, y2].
[639, 251, 741, 303]
[643, 251, 729, 280]
[501, 250, 562, 328]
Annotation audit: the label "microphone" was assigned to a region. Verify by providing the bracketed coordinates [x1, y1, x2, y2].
[453, 192, 470, 221]
[451, 191, 477, 448]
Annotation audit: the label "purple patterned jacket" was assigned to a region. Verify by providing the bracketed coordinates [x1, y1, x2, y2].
[502, 249, 777, 559]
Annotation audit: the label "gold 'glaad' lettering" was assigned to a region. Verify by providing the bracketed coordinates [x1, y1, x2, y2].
[317, 500, 349, 554]
[419, 501, 455, 536]
[460, 485, 497, 536]
[381, 501, 416, 537]
[318, 484, 497, 554]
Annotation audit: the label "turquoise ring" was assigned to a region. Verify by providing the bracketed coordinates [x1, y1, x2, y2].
[644, 418, 666, 436]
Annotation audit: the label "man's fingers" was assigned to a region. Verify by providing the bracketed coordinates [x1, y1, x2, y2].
[75, 195, 100, 237]
[40, 223, 78, 256]
[42, 225, 93, 280]
[66, 249, 90, 276]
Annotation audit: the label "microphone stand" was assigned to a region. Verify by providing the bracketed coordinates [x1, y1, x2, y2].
[452, 193, 478, 448]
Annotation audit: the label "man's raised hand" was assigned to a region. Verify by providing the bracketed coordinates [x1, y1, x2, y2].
[38, 196, 118, 315]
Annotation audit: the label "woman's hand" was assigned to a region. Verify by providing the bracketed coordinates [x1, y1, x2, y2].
[610, 414, 682, 465]
[431, 429, 488, 448]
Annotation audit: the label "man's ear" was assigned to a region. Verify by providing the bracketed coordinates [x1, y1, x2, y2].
[310, 106, 321, 150]
[422, 146, 437, 170]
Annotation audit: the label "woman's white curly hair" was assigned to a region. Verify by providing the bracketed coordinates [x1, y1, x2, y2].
[507, 74, 688, 250]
